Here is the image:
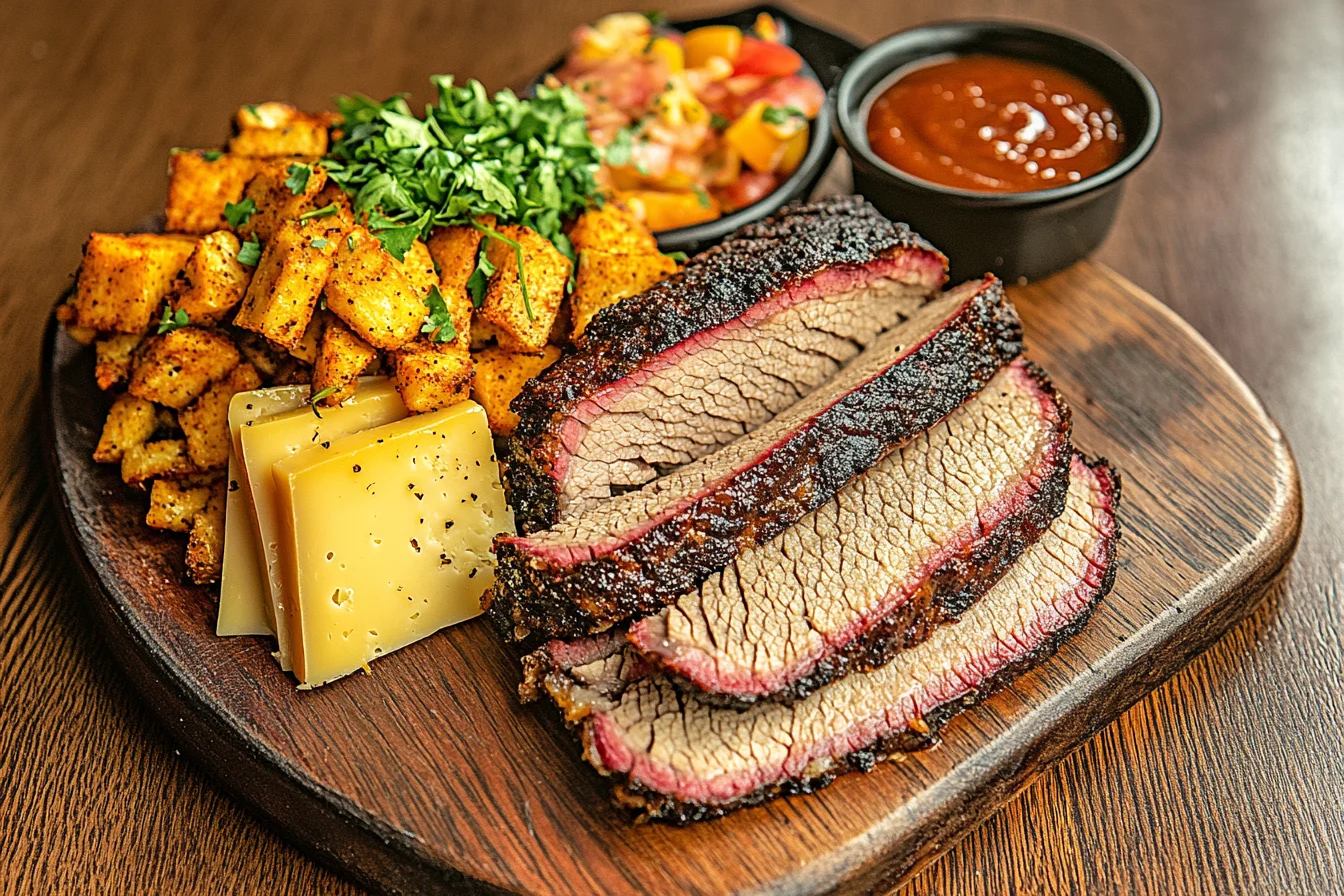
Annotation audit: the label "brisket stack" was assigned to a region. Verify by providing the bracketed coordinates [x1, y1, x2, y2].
[486, 197, 1121, 822]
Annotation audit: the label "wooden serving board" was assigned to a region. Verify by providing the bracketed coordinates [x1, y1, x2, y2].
[41, 261, 1301, 895]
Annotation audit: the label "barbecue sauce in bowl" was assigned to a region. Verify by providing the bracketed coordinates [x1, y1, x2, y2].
[865, 54, 1124, 193]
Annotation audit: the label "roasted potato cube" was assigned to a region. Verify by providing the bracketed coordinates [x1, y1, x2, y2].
[56, 301, 98, 345]
[549, 296, 573, 346]
[288, 309, 330, 364]
[128, 327, 241, 409]
[324, 227, 425, 350]
[121, 439, 197, 487]
[228, 103, 329, 158]
[185, 484, 227, 584]
[74, 233, 198, 333]
[94, 333, 145, 391]
[164, 151, 260, 234]
[426, 220, 492, 350]
[571, 250, 679, 338]
[312, 320, 378, 405]
[179, 363, 262, 469]
[402, 239, 439, 297]
[233, 329, 285, 378]
[470, 320, 500, 350]
[93, 393, 158, 463]
[567, 200, 658, 254]
[171, 231, 252, 324]
[233, 218, 338, 349]
[471, 344, 561, 435]
[393, 341, 473, 413]
[236, 160, 329, 242]
[146, 477, 217, 532]
[477, 225, 570, 354]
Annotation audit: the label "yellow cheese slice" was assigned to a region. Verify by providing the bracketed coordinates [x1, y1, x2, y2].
[217, 385, 310, 636]
[272, 400, 514, 688]
[238, 377, 408, 670]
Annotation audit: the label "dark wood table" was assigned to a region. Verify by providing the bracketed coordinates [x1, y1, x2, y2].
[2, 0, 1340, 892]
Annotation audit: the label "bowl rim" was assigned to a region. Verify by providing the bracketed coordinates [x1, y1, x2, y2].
[834, 18, 1162, 208]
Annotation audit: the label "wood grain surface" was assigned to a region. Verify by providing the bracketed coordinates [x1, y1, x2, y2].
[1, 1, 1340, 894]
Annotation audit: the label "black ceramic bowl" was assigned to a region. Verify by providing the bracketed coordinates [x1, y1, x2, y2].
[834, 21, 1161, 282]
[535, 5, 862, 254]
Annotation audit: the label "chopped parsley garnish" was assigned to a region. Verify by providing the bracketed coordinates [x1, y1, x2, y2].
[465, 249, 496, 308]
[665, 250, 688, 263]
[298, 202, 340, 222]
[237, 235, 262, 266]
[421, 285, 458, 343]
[285, 162, 313, 195]
[322, 77, 601, 266]
[644, 10, 667, 26]
[243, 103, 260, 119]
[692, 185, 711, 209]
[156, 306, 190, 334]
[224, 197, 257, 228]
[310, 237, 329, 249]
[472, 221, 533, 320]
[709, 113, 730, 130]
[761, 105, 806, 126]
[310, 385, 339, 417]
[202, 150, 223, 162]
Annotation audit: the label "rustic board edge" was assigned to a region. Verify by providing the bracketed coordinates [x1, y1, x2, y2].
[39, 262, 1304, 895]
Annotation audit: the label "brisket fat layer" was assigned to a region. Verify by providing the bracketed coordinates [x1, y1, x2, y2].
[524, 455, 1120, 823]
[488, 275, 1021, 643]
[502, 195, 948, 534]
[628, 359, 1071, 706]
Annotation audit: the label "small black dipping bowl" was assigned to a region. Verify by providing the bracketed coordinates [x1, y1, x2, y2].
[834, 21, 1161, 282]
[534, 5, 863, 255]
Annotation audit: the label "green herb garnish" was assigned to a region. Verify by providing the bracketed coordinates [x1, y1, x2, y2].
[421, 285, 459, 343]
[285, 162, 313, 195]
[761, 105, 806, 126]
[709, 113, 730, 130]
[224, 197, 257, 228]
[644, 10, 667, 26]
[298, 202, 340, 222]
[202, 150, 224, 162]
[310, 237, 329, 249]
[666, 250, 688, 263]
[692, 185, 711, 209]
[472, 221, 533, 320]
[237, 235, 262, 266]
[156, 306, 190, 334]
[322, 76, 601, 269]
[310, 385, 339, 417]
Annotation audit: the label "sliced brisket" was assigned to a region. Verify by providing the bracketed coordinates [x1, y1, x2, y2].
[526, 455, 1120, 822]
[502, 196, 948, 533]
[628, 360, 1071, 705]
[488, 276, 1021, 642]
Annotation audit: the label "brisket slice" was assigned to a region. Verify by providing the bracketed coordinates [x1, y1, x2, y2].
[627, 360, 1070, 705]
[502, 196, 948, 533]
[487, 276, 1021, 642]
[525, 455, 1120, 823]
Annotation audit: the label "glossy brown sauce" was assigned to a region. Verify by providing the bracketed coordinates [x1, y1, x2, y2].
[865, 54, 1124, 193]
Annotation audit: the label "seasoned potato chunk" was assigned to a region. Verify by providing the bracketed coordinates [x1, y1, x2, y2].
[74, 233, 198, 333]
[312, 320, 378, 405]
[288, 309, 330, 364]
[571, 250, 679, 338]
[236, 160, 329, 242]
[471, 344, 561, 435]
[93, 394, 159, 463]
[94, 333, 145, 391]
[146, 477, 217, 532]
[128, 327, 241, 409]
[402, 239, 439, 297]
[185, 484, 227, 584]
[164, 151, 260, 234]
[228, 103, 329, 158]
[393, 341, 473, 413]
[179, 363, 262, 469]
[477, 225, 570, 354]
[324, 227, 425, 350]
[57, 301, 98, 345]
[426, 220, 491, 350]
[567, 200, 658, 254]
[233, 218, 339, 349]
[171, 231, 252, 324]
[233, 329, 286, 378]
[121, 439, 197, 487]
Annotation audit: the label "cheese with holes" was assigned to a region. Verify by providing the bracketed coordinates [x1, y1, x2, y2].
[238, 377, 408, 669]
[217, 385, 309, 636]
[273, 400, 513, 688]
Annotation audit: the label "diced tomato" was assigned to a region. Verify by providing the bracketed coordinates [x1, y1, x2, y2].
[715, 171, 779, 212]
[733, 38, 803, 77]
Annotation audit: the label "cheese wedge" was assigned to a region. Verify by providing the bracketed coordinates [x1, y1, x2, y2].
[217, 385, 310, 636]
[273, 400, 513, 688]
[238, 378, 408, 669]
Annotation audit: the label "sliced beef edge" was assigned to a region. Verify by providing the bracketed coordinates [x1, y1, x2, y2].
[524, 455, 1121, 823]
[487, 275, 1022, 643]
[627, 359, 1073, 707]
[502, 195, 948, 534]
